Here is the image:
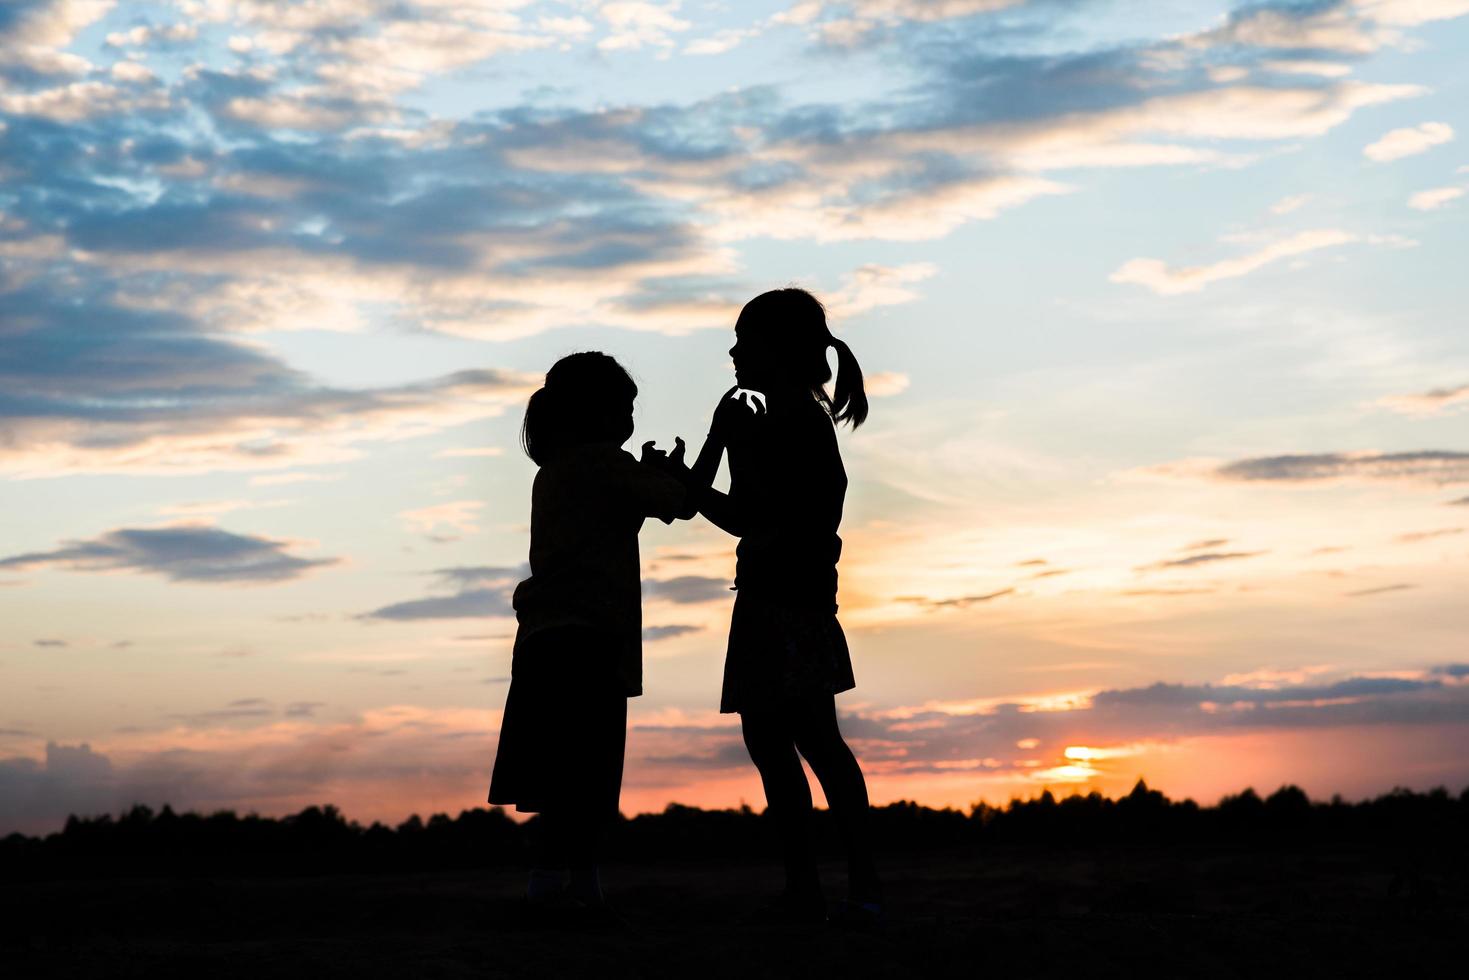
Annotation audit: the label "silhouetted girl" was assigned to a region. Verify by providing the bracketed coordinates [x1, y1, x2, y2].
[662, 288, 882, 923]
[488, 352, 686, 919]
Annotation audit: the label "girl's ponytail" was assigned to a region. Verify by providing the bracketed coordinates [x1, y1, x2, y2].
[828, 336, 869, 429]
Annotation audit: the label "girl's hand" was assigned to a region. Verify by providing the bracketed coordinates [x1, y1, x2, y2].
[709, 386, 765, 444]
[640, 440, 669, 466]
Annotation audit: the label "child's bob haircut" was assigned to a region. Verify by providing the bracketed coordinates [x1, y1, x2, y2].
[735, 288, 869, 428]
[520, 351, 638, 466]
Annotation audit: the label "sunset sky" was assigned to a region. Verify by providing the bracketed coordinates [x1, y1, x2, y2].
[3, 0, 1469, 836]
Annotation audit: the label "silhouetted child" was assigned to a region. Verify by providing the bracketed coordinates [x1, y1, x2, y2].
[655, 288, 883, 925]
[488, 351, 686, 921]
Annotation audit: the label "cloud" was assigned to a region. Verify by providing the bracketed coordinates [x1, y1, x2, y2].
[1137, 550, 1266, 572]
[824, 263, 936, 318]
[105, 22, 196, 49]
[644, 575, 732, 604]
[1343, 583, 1415, 597]
[362, 589, 513, 622]
[156, 499, 291, 518]
[643, 624, 703, 641]
[0, 525, 338, 584]
[0, 704, 503, 834]
[359, 565, 522, 621]
[1120, 588, 1216, 597]
[1110, 229, 1360, 296]
[0, 259, 539, 476]
[1211, 451, 1469, 485]
[898, 587, 1014, 610]
[639, 662, 1469, 783]
[33, 639, 67, 648]
[1195, 3, 1385, 55]
[1396, 527, 1463, 542]
[1376, 383, 1469, 416]
[0, 0, 1454, 500]
[788, 0, 1023, 47]
[6, 662, 1468, 833]
[598, 2, 692, 52]
[433, 446, 503, 459]
[398, 500, 484, 541]
[0, 0, 111, 79]
[865, 371, 911, 397]
[1270, 193, 1311, 214]
[1363, 121, 1453, 161]
[1407, 186, 1464, 210]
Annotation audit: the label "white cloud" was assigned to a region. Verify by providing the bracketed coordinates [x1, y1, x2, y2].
[1354, 0, 1469, 27]
[1363, 121, 1454, 162]
[434, 446, 504, 459]
[1376, 384, 1469, 416]
[105, 22, 197, 48]
[0, 0, 112, 76]
[1110, 229, 1359, 296]
[866, 371, 911, 397]
[684, 27, 756, 55]
[1195, 6, 1389, 54]
[1407, 186, 1464, 210]
[399, 500, 484, 539]
[1270, 193, 1312, 214]
[0, 81, 166, 122]
[109, 60, 157, 83]
[1262, 60, 1353, 77]
[825, 263, 936, 318]
[597, 1, 691, 51]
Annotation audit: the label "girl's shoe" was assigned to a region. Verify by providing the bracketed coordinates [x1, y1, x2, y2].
[741, 889, 828, 926]
[829, 897, 885, 930]
[521, 892, 626, 931]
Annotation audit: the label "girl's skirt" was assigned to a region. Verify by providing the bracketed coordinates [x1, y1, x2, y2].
[488, 625, 627, 815]
[720, 594, 856, 714]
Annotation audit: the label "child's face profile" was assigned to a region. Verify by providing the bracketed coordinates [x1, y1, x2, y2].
[729, 325, 780, 391]
[614, 400, 634, 445]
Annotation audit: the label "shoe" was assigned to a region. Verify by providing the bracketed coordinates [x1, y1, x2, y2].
[520, 893, 627, 931]
[740, 889, 827, 926]
[829, 897, 885, 930]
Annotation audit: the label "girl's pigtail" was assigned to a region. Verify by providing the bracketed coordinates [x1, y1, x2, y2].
[828, 336, 869, 429]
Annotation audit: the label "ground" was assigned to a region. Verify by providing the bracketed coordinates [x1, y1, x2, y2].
[6, 844, 1463, 978]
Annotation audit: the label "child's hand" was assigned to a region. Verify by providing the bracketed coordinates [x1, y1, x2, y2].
[640, 440, 669, 467]
[709, 385, 765, 444]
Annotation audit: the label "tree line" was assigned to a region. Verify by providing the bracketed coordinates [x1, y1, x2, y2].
[5, 781, 1467, 880]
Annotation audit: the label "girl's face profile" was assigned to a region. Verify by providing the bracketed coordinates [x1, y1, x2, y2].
[730, 326, 779, 391]
[614, 399, 635, 446]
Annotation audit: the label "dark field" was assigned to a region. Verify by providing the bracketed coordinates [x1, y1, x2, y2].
[7, 841, 1465, 979]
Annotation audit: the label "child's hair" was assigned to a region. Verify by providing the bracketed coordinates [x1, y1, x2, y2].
[735, 287, 868, 428]
[521, 351, 638, 465]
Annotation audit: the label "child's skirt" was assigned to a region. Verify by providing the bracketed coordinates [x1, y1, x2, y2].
[488, 625, 627, 815]
[720, 594, 856, 714]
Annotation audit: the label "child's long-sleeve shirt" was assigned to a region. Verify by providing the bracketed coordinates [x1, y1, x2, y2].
[510, 441, 687, 696]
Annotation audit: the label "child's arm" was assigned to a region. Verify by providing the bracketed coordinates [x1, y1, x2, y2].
[661, 387, 755, 535]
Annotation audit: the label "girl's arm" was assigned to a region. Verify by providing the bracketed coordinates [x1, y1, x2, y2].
[664, 388, 753, 533]
[693, 483, 745, 537]
[663, 435, 742, 532]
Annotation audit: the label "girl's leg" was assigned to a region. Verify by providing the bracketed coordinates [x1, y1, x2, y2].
[790, 694, 882, 904]
[534, 628, 628, 907]
[740, 708, 820, 898]
[562, 663, 628, 906]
